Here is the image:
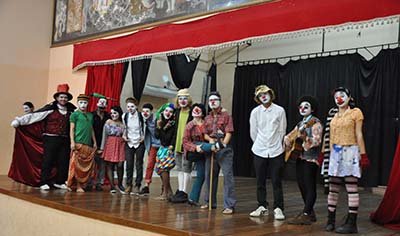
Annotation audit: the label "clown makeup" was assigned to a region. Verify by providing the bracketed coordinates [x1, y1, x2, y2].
[178, 96, 189, 108]
[77, 100, 88, 111]
[126, 102, 137, 114]
[23, 105, 33, 114]
[163, 107, 174, 120]
[110, 109, 120, 121]
[192, 106, 202, 117]
[97, 98, 107, 110]
[299, 101, 312, 117]
[208, 95, 221, 109]
[142, 108, 152, 120]
[56, 94, 69, 106]
[258, 92, 271, 104]
[334, 91, 350, 108]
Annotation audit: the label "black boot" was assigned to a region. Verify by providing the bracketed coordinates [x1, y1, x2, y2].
[336, 213, 358, 234]
[325, 210, 336, 232]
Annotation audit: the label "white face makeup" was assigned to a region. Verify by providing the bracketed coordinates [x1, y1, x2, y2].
[126, 102, 137, 114]
[77, 100, 88, 111]
[142, 108, 152, 120]
[192, 106, 202, 117]
[97, 98, 107, 109]
[110, 109, 120, 121]
[23, 105, 32, 114]
[163, 107, 174, 120]
[208, 95, 221, 109]
[299, 101, 312, 117]
[334, 91, 350, 108]
[178, 96, 189, 108]
[258, 92, 271, 104]
[56, 94, 69, 106]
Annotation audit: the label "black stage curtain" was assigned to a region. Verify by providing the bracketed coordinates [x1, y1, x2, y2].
[168, 54, 200, 89]
[209, 62, 217, 92]
[131, 59, 151, 101]
[232, 48, 400, 187]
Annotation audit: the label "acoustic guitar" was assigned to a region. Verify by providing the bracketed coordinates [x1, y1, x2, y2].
[284, 119, 317, 162]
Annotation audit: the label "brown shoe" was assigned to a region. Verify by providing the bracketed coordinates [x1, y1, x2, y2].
[288, 213, 313, 225]
[124, 185, 132, 195]
[309, 211, 317, 222]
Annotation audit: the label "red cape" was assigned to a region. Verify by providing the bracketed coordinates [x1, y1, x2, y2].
[370, 134, 400, 230]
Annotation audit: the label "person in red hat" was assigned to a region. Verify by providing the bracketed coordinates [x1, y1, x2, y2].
[10, 84, 76, 189]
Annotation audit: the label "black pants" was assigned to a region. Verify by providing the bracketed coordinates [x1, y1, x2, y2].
[125, 143, 145, 187]
[41, 135, 70, 185]
[296, 158, 318, 214]
[253, 153, 285, 210]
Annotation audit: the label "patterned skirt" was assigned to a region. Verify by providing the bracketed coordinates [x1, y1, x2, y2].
[328, 144, 361, 178]
[102, 136, 125, 163]
[155, 146, 175, 175]
[67, 143, 96, 187]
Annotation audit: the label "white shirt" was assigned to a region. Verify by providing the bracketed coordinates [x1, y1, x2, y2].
[250, 103, 287, 158]
[123, 112, 143, 148]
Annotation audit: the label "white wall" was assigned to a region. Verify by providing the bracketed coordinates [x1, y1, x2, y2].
[0, 0, 53, 174]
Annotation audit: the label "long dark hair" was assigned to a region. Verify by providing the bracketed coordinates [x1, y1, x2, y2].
[110, 106, 123, 122]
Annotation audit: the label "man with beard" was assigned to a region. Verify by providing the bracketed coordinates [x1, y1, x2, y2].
[11, 84, 76, 189]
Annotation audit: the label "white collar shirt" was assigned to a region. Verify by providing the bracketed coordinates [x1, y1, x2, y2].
[123, 112, 143, 148]
[249, 103, 287, 158]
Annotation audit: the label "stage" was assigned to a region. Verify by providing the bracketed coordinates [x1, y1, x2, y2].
[0, 175, 397, 236]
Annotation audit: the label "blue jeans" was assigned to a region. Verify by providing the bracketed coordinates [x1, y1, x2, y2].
[204, 147, 236, 209]
[189, 157, 205, 202]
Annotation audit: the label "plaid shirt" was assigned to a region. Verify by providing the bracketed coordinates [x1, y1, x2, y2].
[182, 120, 205, 156]
[204, 107, 234, 139]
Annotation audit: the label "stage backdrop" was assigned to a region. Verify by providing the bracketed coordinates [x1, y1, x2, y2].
[232, 48, 400, 187]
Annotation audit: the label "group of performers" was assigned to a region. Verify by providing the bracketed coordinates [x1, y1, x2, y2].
[248, 85, 369, 234]
[9, 83, 371, 234]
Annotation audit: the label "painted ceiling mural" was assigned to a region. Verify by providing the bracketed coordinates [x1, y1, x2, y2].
[52, 0, 262, 45]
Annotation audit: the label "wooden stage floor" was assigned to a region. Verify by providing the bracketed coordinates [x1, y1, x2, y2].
[0, 175, 398, 236]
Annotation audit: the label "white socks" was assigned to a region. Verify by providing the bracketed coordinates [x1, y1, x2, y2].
[178, 172, 184, 191]
[183, 172, 191, 194]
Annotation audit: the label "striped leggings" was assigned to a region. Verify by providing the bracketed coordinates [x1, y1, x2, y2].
[327, 176, 359, 214]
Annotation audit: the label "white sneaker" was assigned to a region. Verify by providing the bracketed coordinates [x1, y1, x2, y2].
[274, 207, 285, 220]
[54, 184, 68, 190]
[40, 184, 50, 190]
[250, 206, 269, 217]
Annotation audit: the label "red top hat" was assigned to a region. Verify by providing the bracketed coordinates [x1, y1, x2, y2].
[53, 84, 73, 101]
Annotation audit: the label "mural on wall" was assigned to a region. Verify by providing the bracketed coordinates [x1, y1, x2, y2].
[52, 0, 268, 45]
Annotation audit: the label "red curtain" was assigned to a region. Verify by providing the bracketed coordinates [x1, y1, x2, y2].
[8, 123, 55, 186]
[85, 63, 125, 111]
[73, 0, 400, 69]
[370, 134, 400, 230]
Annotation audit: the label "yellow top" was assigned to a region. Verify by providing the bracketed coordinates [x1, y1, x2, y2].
[330, 107, 364, 147]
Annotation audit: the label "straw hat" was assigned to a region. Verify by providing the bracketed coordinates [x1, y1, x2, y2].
[254, 85, 275, 104]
